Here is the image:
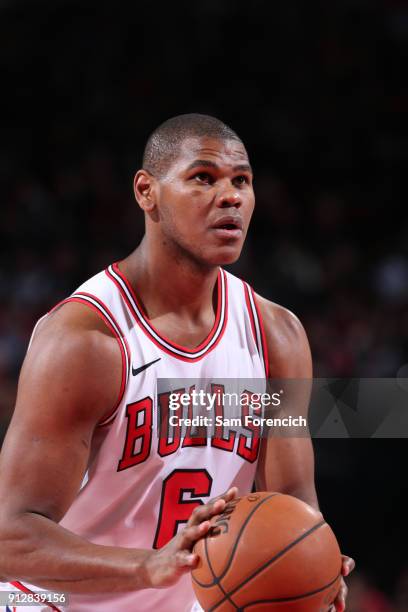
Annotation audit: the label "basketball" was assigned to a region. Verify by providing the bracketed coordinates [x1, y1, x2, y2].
[191, 492, 342, 611]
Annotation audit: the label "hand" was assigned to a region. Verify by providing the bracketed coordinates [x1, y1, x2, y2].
[329, 554, 356, 611]
[144, 487, 239, 588]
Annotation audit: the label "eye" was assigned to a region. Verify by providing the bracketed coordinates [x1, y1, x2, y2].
[193, 172, 213, 184]
[234, 175, 249, 186]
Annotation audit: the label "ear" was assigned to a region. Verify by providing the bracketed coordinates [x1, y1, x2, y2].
[133, 170, 157, 212]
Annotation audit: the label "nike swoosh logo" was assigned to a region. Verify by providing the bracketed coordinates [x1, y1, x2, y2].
[132, 357, 161, 376]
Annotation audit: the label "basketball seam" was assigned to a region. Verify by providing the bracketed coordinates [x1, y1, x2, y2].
[239, 572, 341, 608]
[192, 493, 279, 589]
[218, 493, 279, 582]
[203, 535, 238, 610]
[209, 519, 327, 612]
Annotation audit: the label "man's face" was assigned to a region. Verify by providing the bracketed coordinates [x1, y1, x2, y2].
[153, 136, 255, 266]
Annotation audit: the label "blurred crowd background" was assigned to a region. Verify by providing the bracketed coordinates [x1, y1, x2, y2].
[0, 0, 407, 609]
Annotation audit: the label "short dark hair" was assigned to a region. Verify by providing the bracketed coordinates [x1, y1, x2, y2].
[142, 113, 242, 177]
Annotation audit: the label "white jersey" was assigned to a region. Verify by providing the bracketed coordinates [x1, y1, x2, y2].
[3, 263, 269, 612]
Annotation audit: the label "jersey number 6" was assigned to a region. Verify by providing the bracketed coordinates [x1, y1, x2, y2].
[153, 469, 213, 549]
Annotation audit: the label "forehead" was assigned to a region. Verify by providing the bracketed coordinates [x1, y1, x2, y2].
[173, 136, 250, 170]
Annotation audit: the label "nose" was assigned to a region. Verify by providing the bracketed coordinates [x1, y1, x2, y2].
[216, 186, 242, 209]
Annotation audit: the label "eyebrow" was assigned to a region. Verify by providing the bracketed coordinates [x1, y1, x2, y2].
[186, 160, 253, 174]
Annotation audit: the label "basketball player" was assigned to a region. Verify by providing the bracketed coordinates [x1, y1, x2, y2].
[0, 114, 354, 611]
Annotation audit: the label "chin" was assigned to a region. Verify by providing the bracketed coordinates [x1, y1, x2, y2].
[204, 246, 242, 267]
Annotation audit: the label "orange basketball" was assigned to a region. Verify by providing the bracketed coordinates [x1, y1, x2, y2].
[191, 492, 342, 611]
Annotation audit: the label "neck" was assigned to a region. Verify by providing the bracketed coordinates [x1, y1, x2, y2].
[120, 236, 220, 321]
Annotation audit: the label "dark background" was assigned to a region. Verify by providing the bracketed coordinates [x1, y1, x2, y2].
[0, 1, 407, 609]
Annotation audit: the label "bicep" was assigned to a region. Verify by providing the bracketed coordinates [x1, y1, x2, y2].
[255, 437, 317, 508]
[0, 407, 91, 522]
[255, 373, 316, 504]
[254, 297, 317, 507]
[0, 309, 121, 522]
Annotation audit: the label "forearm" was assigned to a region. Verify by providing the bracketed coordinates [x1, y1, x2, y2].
[257, 477, 319, 512]
[283, 437, 319, 511]
[282, 480, 319, 512]
[256, 437, 320, 511]
[0, 512, 151, 593]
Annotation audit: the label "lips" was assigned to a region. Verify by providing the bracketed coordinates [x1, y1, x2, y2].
[211, 216, 243, 231]
[210, 216, 243, 241]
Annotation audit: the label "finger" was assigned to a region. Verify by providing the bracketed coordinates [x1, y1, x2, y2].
[333, 597, 344, 612]
[333, 584, 347, 612]
[341, 555, 356, 576]
[178, 520, 211, 550]
[209, 486, 239, 505]
[187, 498, 228, 527]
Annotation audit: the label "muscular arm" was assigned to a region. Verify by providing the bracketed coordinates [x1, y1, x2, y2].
[254, 296, 319, 510]
[0, 303, 146, 592]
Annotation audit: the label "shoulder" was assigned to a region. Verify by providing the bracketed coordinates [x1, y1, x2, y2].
[20, 301, 123, 425]
[32, 301, 120, 373]
[254, 293, 312, 378]
[36, 298, 117, 342]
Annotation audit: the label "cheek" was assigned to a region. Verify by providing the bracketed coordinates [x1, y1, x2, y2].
[187, 188, 215, 211]
[159, 200, 206, 241]
[243, 196, 255, 223]
[161, 183, 212, 210]
[169, 192, 212, 225]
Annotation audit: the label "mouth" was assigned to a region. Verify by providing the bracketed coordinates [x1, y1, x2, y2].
[210, 216, 243, 239]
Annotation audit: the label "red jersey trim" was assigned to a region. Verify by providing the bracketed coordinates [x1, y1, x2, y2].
[250, 287, 270, 378]
[242, 281, 270, 378]
[9, 582, 62, 612]
[243, 282, 258, 349]
[105, 263, 228, 362]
